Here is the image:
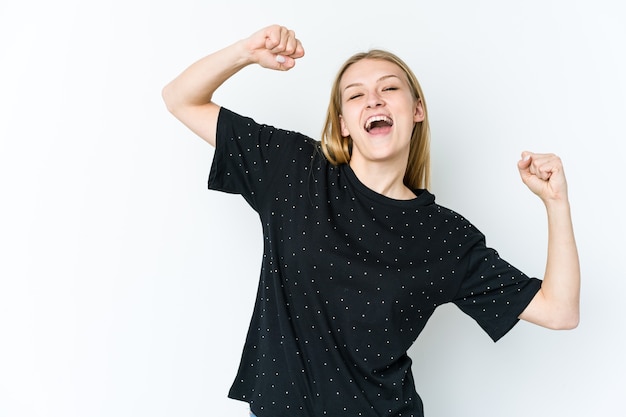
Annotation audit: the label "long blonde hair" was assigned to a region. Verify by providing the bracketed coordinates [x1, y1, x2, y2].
[320, 50, 431, 190]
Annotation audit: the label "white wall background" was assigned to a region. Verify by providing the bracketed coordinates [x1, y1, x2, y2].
[1, 0, 624, 416]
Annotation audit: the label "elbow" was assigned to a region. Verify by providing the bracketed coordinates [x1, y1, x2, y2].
[161, 83, 177, 114]
[561, 315, 580, 330]
[161, 82, 187, 116]
[523, 289, 580, 330]
[548, 311, 580, 330]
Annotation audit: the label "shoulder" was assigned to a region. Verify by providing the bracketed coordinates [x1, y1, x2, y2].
[218, 107, 319, 147]
[427, 201, 486, 240]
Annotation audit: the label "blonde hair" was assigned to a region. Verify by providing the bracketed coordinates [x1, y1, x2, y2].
[320, 50, 431, 190]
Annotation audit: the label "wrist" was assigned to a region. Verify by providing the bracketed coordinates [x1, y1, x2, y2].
[544, 197, 571, 218]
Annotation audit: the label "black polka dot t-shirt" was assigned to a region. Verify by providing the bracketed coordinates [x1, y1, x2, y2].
[208, 107, 542, 417]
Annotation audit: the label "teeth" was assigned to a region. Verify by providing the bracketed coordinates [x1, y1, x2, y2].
[365, 115, 393, 131]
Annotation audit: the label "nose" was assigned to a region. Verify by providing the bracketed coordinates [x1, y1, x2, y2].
[366, 90, 384, 108]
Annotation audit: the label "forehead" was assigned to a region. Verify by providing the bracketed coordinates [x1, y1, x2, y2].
[340, 58, 406, 88]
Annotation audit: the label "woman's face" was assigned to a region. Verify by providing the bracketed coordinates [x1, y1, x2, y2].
[339, 58, 424, 168]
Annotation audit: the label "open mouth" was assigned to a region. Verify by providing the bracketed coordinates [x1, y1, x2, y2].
[364, 115, 393, 133]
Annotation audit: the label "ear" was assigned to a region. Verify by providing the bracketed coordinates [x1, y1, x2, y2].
[339, 115, 350, 137]
[413, 98, 425, 123]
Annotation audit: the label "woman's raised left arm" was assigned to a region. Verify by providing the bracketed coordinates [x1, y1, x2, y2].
[517, 152, 580, 330]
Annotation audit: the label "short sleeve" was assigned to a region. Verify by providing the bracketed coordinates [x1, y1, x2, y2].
[208, 107, 314, 211]
[452, 229, 542, 342]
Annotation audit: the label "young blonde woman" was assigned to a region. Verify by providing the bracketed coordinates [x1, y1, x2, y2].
[163, 24, 580, 417]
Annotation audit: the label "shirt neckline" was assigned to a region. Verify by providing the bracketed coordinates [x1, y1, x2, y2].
[341, 163, 435, 208]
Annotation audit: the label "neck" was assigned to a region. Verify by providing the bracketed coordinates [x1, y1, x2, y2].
[349, 158, 415, 200]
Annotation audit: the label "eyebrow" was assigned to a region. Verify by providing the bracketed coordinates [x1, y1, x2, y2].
[343, 74, 401, 91]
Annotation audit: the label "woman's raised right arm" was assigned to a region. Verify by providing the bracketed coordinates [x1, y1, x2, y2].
[162, 25, 304, 147]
